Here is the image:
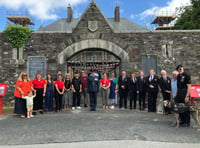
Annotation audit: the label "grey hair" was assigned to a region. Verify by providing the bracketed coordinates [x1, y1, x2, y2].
[172, 70, 179, 74]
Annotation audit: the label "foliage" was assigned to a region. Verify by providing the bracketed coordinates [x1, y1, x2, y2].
[173, 0, 200, 29]
[4, 25, 32, 49]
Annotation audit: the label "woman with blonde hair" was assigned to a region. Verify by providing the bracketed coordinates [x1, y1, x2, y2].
[14, 72, 35, 118]
[63, 73, 72, 110]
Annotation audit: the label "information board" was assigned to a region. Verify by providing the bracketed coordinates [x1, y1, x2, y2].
[28, 56, 46, 79]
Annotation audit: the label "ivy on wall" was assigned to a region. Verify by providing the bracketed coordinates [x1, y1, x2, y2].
[4, 25, 32, 59]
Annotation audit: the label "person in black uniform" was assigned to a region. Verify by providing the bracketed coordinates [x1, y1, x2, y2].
[176, 65, 191, 127]
[137, 71, 146, 110]
[128, 72, 138, 110]
[159, 70, 171, 115]
[146, 69, 159, 112]
[118, 70, 130, 109]
[87, 69, 99, 111]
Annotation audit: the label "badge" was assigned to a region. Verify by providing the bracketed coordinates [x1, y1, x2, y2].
[181, 76, 185, 82]
[88, 21, 98, 32]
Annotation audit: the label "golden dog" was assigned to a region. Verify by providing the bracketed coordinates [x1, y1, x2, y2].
[163, 100, 200, 131]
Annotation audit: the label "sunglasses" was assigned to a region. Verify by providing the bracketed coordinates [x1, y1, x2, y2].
[23, 74, 27, 76]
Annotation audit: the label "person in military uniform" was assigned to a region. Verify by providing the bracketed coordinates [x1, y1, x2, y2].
[146, 69, 159, 112]
[176, 65, 191, 127]
[118, 70, 130, 109]
[87, 69, 99, 111]
[159, 70, 171, 115]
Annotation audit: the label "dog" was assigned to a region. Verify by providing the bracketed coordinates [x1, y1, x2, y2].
[163, 100, 200, 131]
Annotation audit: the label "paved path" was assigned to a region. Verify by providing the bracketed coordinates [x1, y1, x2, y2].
[0, 108, 200, 147]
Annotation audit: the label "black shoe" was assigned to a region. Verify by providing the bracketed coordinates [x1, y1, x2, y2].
[180, 123, 190, 127]
[130, 107, 132, 110]
[39, 111, 44, 114]
[134, 107, 136, 109]
[84, 104, 87, 108]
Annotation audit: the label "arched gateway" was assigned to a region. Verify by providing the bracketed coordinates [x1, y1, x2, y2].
[58, 39, 129, 74]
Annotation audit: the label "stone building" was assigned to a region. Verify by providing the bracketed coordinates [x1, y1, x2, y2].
[0, 1, 200, 104]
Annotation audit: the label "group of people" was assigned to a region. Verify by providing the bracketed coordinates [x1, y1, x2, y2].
[14, 65, 191, 127]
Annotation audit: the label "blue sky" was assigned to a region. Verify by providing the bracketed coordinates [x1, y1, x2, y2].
[0, 0, 191, 31]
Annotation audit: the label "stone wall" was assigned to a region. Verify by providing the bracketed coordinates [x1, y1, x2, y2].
[0, 30, 200, 105]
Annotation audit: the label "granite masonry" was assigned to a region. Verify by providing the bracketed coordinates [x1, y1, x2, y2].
[0, 1, 200, 105]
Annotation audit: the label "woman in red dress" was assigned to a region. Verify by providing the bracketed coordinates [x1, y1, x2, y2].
[32, 73, 46, 114]
[14, 72, 35, 118]
[54, 74, 65, 112]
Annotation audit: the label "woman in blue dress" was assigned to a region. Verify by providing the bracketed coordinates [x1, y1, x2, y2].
[109, 73, 118, 109]
[44, 74, 54, 111]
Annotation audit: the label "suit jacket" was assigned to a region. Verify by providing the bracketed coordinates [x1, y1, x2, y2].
[128, 77, 138, 92]
[137, 76, 146, 93]
[118, 75, 130, 92]
[159, 76, 171, 93]
[146, 75, 159, 92]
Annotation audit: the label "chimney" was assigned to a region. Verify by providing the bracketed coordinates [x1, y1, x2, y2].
[67, 4, 72, 22]
[115, 3, 120, 22]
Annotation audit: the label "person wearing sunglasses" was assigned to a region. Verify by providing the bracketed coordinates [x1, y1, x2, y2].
[14, 72, 35, 118]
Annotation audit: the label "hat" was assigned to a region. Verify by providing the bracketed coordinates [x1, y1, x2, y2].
[176, 65, 183, 70]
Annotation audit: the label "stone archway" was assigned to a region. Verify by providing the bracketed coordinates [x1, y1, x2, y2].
[58, 39, 129, 73]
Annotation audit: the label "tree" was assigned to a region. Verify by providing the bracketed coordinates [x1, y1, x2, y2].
[4, 25, 32, 59]
[173, 0, 200, 29]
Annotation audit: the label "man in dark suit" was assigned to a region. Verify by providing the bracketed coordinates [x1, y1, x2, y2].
[146, 69, 159, 112]
[137, 71, 146, 110]
[128, 72, 138, 110]
[159, 70, 171, 114]
[118, 70, 130, 109]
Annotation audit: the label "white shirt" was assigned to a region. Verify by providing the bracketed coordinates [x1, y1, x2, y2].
[23, 96, 34, 106]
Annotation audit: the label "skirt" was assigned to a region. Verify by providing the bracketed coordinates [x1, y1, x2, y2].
[14, 96, 27, 115]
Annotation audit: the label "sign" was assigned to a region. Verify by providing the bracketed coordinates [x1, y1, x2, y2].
[0, 83, 7, 96]
[88, 21, 98, 32]
[190, 84, 200, 98]
[28, 56, 46, 79]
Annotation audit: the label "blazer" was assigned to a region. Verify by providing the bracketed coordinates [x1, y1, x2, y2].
[146, 75, 159, 92]
[128, 77, 138, 92]
[118, 75, 130, 92]
[137, 76, 146, 93]
[159, 77, 171, 93]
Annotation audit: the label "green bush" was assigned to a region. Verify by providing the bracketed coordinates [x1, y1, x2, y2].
[4, 25, 32, 58]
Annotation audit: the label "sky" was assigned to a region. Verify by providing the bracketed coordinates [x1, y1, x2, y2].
[0, 0, 191, 31]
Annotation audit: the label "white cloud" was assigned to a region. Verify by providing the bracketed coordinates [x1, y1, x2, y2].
[0, 0, 88, 20]
[131, 0, 191, 20]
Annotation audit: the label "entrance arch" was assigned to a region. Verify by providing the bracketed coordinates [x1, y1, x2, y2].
[58, 39, 129, 74]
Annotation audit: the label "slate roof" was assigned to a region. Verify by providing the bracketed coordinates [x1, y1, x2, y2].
[37, 18, 149, 33]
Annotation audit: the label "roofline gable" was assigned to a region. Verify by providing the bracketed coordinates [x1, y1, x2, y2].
[73, 0, 113, 32]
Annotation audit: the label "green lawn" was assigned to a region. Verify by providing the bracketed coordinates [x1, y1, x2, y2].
[1, 107, 14, 115]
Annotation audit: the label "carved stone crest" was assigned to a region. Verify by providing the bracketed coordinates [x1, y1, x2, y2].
[88, 21, 98, 32]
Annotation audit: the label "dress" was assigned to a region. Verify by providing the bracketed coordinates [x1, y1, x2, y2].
[63, 80, 72, 105]
[45, 81, 54, 111]
[109, 78, 117, 100]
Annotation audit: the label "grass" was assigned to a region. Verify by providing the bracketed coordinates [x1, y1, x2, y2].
[1, 107, 14, 115]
